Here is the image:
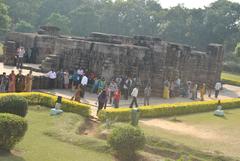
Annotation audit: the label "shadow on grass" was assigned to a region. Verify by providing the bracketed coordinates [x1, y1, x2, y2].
[0, 150, 25, 161]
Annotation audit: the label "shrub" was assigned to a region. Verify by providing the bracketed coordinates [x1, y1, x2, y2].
[0, 113, 28, 151]
[108, 124, 145, 160]
[99, 98, 240, 122]
[0, 95, 28, 117]
[0, 92, 91, 117]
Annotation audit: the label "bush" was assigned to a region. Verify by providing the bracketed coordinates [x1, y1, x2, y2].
[0, 92, 91, 117]
[99, 98, 240, 122]
[108, 124, 145, 160]
[0, 113, 28, 151]
[0, 95, 28, 117]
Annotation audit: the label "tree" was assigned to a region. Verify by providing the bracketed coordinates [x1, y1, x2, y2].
[0, 1, 11, 34]
[15, 20, 34, 33]
[45, 12, 71, 34]
[235, 43, 240, 57]
[69, 3, 100, 36]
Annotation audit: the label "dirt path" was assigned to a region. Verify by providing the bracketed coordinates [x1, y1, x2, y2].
[140, 119, 219, 140]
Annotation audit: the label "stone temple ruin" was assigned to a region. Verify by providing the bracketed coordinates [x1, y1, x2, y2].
[4, 26, 224, 96]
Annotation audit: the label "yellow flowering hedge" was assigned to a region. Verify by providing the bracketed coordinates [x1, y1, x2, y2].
[0, 92, 91, 117]
[98, 99, 240, 122]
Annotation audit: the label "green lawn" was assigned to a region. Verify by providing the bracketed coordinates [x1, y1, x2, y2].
[0, 107, 113, 161]
[140, 108, 240, 160]
[0, 43, 3, 55]
[221, 72, 240, 86]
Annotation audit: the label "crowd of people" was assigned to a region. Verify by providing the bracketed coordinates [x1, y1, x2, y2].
[0, 70, 33, 93]
[162, 78, 222, 101]
[0, 62, 223, 115]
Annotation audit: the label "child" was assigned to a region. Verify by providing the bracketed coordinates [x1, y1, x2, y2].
[113, 88, 121, 108]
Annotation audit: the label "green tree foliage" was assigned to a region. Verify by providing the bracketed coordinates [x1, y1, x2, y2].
[15, 20, 35, 33]
[235, 43, 240, 57]
[0, 1, 11, 33]
[3, 0, 240, 52]
[46, 12, 71, 34]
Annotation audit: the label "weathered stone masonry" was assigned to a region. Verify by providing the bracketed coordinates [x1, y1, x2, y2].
[4, 28, 224, 96]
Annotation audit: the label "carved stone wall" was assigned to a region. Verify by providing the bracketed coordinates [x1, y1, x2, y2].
[4, 31, 224, 96]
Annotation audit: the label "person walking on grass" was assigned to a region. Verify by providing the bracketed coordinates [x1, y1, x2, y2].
[97, 89, 108, 114]
[109, 79, 118, 104]
[144, 84, 151, 106]
[129, 85, 139, 108]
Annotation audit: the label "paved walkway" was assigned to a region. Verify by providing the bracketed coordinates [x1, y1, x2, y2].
[40, 84, 240, 117]
[0, 63, 44, 76]
[1, 62, 240, 116]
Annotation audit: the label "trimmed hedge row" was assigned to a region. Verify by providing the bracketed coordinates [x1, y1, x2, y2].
[0, 92, 91, 117]
[98, 99, 240, 122]
[0, 113, 28, 150]
[0, 95, 28, 117]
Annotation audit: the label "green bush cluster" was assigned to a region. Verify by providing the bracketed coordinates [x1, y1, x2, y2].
[108, 124, 145, 160]
[99, 98, 240, 122]
[0, 92, 91, 117]
[0, 95, 28, 117]
[222, 78, 240, 86]
[0, 113, 28, 151]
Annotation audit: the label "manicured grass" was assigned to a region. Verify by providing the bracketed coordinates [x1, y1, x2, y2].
[0, 107, 113, 161]
[0, 43, 3, 55]
[140, 108, 240, 160]
[221, 72, 240, 86]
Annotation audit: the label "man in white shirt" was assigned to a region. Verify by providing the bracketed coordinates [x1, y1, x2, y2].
[215, 81, 222, 98]
[129, 86, 139, 108]
[17, 47, 25, 69]
[77, 68, 84, 76]
[80, 74, 88, 98]
[47, 69, 57, 89]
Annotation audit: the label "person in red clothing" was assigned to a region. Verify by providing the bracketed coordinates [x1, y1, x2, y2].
[113, 88, 121, 108]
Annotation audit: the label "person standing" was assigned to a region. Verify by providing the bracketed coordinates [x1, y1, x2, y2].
[215, 81, 222, 98]
[16, 70, 25, 92]
[113, 88, 121, 108]
[97, 89, 108, 114]
[163, 80, 170, 99]
[129, 86, 139, 108]
[47, 69, 56, 89]
[25, 71, 33, 92]
[191, 84, 198, 100]
[17, 47, 25, 69]
[0, 72, 8, 92]
[81, 74, 88, 98]
[200, 83, 206, 101]
[98, 77, 105, 94]
[8, 70, 16, 92]
[56, 69, 64, 89]
[63, 70, 69, 89]
[72, 71, 79, 91]
[144, 84, 151, 106]
[207, 83, 212, 98]
[109, 80, 118, 104]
